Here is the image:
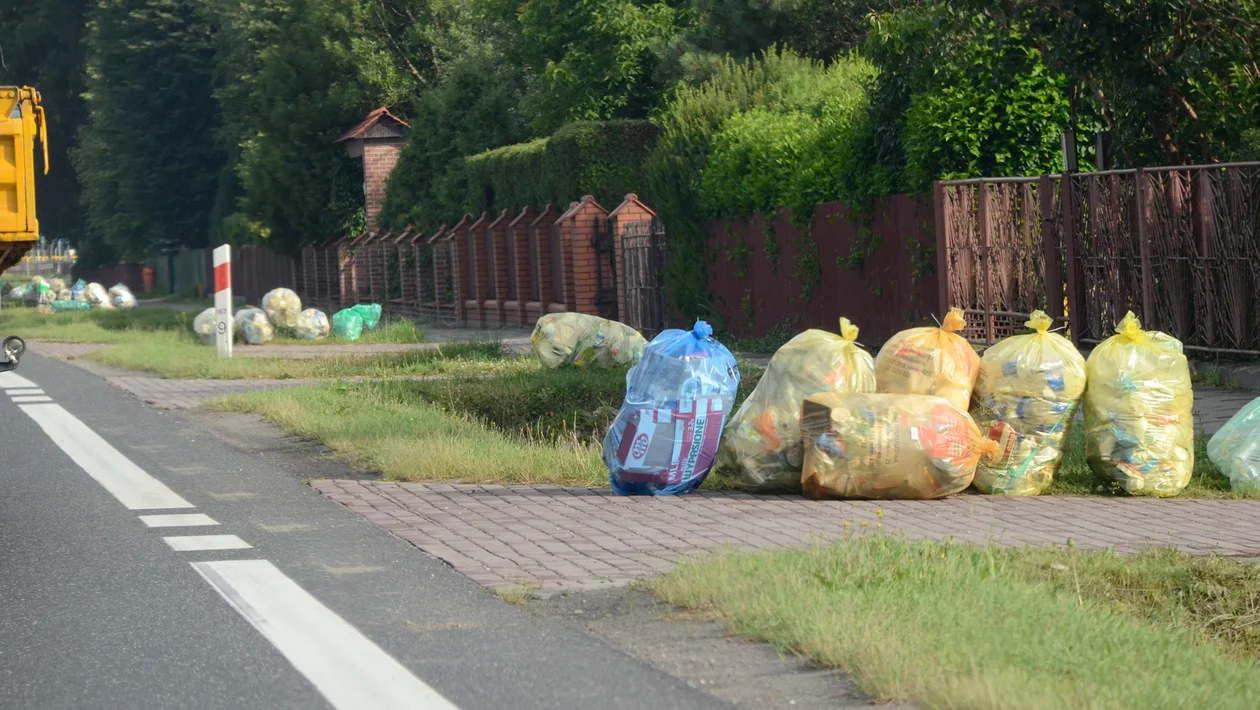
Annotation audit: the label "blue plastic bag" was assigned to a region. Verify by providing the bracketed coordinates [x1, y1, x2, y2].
[603, 320, 740, 495]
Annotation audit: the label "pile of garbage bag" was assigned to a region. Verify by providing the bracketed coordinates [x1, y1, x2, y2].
[293, 308, 331, 340]
[1084, 312, 1194, 497]
[717, 317, 876, 493]
[801, 392, 998, 500]
[874, 307, 980, 411]
[969, 311, 1087, 495]
[1208, 398, 1260, 493]
[85, 282, 112, 308]
[603, 320, 739, 495]
[531, 313, 647, 369]
[262, 288, 302, 332]
[52, 300, 92, 312]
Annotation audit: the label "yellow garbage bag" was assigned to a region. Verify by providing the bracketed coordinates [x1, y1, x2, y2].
[970, 311, 1087, 495]
[801, 392, 998, 500]
[261, 288, 303, 332]
[874, 307, 980, 412]
[530, 313, 647, 369]
[716, 318, 876, 492]
[1084, 312, 1194, 497]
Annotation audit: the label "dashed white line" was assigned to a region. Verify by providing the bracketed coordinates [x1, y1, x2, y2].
[18, 402, 194, 510]
[164, 535, 252, 551]
[11, 395, 53, 403]
[6, 388, 44, 395]
[140, 513, 219, 528]
[193, 560, 457, 710]
[0, 371, 37, 389]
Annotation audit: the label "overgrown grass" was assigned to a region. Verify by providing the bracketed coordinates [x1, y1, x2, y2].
[269, 318, 426, 346]
[403, 362, 765, 445]
[0, 304, 190, 343]
[655, 536, 1260, 709]
[213, 382, 606, 485]
[89, 336, 525, 379]
[1045, 422, 1255, 499]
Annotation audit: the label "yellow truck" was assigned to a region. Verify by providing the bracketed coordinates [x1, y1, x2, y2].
[0, 86, 47, 370]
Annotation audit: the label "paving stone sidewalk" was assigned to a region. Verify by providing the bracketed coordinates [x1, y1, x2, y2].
[313, 480, 1260, 592]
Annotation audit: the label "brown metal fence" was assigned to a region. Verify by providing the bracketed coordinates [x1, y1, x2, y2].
[937, 161, 1260, 355]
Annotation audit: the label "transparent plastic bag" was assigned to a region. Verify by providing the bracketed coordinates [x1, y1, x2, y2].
[193, 308, 217, 345]
[85, 282, 112, 308]
[717, 317, 876, 492]
[47, 278, 66, 294]
[603, 321, 740, 495]
[531, 312, 647, 369]
[332, 309, 364, 341]
[108, 283, 136, 309]
[71, 279, 87, 302]
[261, 288, 302, 331]
[350, 303, 382, 329]
[802, 392, 997, 500]
[970, 311, 1087, 495]
[7, 284, 27, 300]
[1084, 312, 1194, 497]
[56, 288, 72, 301]
[1208, 398, 1260, 493]
[874, 307, 980, 411]
[293, 308, 330, 339]
[234, 307, 274, 345]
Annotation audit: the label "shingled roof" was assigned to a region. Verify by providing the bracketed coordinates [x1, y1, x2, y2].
[336, 107, 410, 143]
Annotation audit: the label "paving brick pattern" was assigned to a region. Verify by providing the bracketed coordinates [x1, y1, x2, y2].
[313, 480, 1260, 591]
[107, 376, 318, 409]
[28, 342, 110, 359]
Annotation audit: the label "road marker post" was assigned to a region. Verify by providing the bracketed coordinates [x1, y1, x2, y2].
[213, 245, 233, 358]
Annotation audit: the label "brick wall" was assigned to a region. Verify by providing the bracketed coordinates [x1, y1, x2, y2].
[363, 139, 404, 234]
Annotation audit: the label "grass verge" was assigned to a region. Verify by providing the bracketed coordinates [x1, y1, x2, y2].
[89, 337, 526, 379]
[654, 537, 1260, 710]
[212, 382, 606, 485]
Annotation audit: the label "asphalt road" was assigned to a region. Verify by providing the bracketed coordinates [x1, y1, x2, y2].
[0, 353, 728, 710]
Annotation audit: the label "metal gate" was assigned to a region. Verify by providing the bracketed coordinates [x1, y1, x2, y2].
[621, 218, 667, 338]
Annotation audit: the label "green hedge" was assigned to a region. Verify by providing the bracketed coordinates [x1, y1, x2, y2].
[383, 119, 659, 230]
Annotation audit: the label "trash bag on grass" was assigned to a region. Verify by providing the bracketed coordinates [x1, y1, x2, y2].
[233, 307, 274, 345]
[1084, 312, 1194, 497]
[261, 288, 302, 331]
[350, 303, 382, 329]
[801, 392, 998, 500]
[717, 317, 876, 492]
[56, 288, 72, 301]
[71, 279, 87, 302]
[332, 309, 364, 341]
[970, 311, 1087, 495]
[531, 312, 647, 369]
[293, 308, 330, 339]
[874, 307, 980, 412]
[193, 308, 217, 345]
[52, 299, 92, 312]
[108, 283, 136, 309]
[85, 282, 112, 308]
[1208, 398, 1260, 493]
[603, 321, 739, 495]
[7, 284, 27, 300]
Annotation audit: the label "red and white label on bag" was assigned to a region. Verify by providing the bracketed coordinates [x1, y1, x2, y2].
[616, 398, 726, 486]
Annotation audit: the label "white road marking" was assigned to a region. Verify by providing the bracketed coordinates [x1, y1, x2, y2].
[193, 560, 457, 710]
[140, 513, 219, 528]
[18, 403, 194, 510]
[164, 535, 252, 551]
[0, 372, 37, 389]
[6, 388, 44, 395]
[11, 395, 52, 403]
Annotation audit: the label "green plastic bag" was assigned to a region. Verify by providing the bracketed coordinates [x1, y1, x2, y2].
[332, 309, 364, 341]
[350, 303, 382, 329]
[52, 299, 93, 312]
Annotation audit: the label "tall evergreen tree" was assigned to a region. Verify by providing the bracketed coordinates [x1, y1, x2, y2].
[75, 0, 224, 262]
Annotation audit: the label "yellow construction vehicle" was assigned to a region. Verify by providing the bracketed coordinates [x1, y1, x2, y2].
[0, 86, 47, 370]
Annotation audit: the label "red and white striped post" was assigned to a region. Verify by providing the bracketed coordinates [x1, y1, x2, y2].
[213, 244, 233, 358]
